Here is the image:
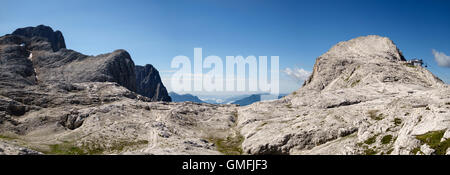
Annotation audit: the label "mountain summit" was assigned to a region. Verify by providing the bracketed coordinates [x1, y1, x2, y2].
[303, 35, 443, 91]
[12, 25, 66, 52]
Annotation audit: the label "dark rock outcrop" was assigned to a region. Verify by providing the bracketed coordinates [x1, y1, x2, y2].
[0, 35, 37, 89]
[135, 64, 171, 102]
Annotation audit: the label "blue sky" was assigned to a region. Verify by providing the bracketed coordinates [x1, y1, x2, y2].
[1, 0, 449, 94]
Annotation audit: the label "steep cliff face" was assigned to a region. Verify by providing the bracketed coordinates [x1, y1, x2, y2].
[135, 64, 171, 102]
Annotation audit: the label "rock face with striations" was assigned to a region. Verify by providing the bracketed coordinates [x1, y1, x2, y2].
[0, 29, 448, 155]
[135, 64, 171, 102]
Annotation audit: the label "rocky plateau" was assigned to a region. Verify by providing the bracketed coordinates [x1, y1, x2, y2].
[0, 26, 448, 155]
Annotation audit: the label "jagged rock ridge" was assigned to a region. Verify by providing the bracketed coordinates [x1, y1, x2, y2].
[136, 64, 171, 102]
[12, 25, 66, 52]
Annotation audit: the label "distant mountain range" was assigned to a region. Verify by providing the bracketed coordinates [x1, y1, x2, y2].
[169, 92, 287, 106]
[169, 92, 206, 103]
[199, 94, 253, 104]
[231, 94, 287, 106]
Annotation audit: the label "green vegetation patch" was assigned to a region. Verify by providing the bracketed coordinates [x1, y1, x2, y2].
[0, 135, 17, 141]
[404, 63, 416, 68]
[381, 135, 393, 144]
[394, 118, 402, 126]
[364, 135, 377, 145]
[411, 147, 421, 155]
[415, 130, 450, 155]
[208, 132, 244, 155]
[48, 142, 86, 155]
[43, 140, 149, 155]
[364, 148, 378, 155]
[351, 79, 361, 87]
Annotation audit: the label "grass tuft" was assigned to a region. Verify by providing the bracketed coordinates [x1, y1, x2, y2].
[415, 130, 449, 155]
[42, 140, 149, 155]
[351, 79, 361, 87]
[208, 131, 244, 155]
[364, 135, 377, 145]
[364, 148, 378, 155]
[394, 118, 402, 126]
[381, 135, 393, 144]
[0, 135, 17, 141]
[411, 147, 421, 155]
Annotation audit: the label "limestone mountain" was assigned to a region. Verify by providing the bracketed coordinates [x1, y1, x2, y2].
[239, 35, 449, 155]
[302, 35, 443, 91]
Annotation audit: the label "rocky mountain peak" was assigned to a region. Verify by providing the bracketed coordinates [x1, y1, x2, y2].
[12, 25, 66, 52]
[302, 35, 443, 91]
[135, 64, 171, 102]
[325, 35, 406, 62]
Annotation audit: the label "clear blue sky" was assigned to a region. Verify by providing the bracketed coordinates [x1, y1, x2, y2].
[1, 0, 449, 94]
